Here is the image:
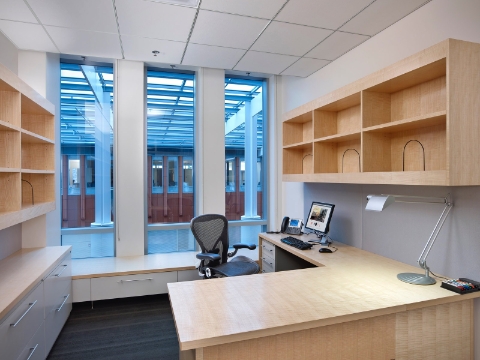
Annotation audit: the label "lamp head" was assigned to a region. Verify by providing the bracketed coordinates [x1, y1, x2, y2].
[365, 194, 395, 211]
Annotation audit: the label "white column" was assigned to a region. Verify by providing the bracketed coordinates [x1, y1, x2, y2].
[242, 101, 260, 220]
[195, 68, 225, 215]
[114, 60, 146, 256]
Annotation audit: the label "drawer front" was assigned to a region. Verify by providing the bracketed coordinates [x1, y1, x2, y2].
[0, 283, 44, 360]
[72, 278, 91, 303]
[91, 271, 178, 301]
[45, 286, 72, 355]
[17, 322, 45, 360]
[261, 259, 275, 273]
[262, 240, 275, 259]
[44, 255, 72, 312]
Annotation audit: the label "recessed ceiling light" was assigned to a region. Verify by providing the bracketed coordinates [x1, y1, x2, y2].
[151, 0, 200, 8]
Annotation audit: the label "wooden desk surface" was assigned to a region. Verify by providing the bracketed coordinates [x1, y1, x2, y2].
[0, 246, 71, 319]
[168, 233, 480, 351]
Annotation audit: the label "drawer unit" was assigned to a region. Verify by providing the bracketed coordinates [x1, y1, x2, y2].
[45, 285, 71, 354]
[0, 283, 44, 360]
[91, 271, 178, 301]
[16, 322, 45, 360]
[261, 240, 275, 259]
[261, 258, 275, 273]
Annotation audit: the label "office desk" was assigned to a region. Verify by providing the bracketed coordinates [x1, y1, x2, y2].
[168, 233, 479, 360]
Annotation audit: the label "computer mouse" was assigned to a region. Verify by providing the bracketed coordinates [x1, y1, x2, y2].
[319, 248, 333, 253]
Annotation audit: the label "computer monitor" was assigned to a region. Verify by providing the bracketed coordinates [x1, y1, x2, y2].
[305, 201, 335, 236]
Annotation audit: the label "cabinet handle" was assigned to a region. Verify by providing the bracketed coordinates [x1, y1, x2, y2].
[54, 264, 68, 277]
[117, 278, 153, 283]
[262, 257, 273, 266]
[26, 344, 38, 360]
[262, 245, 273, 252]
[56, 294, 70, 312]
[10, 300, 37, 327]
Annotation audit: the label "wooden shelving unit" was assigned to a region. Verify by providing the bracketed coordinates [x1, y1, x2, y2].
[283, 39, 480, 186]
[0, 63, 55, 231]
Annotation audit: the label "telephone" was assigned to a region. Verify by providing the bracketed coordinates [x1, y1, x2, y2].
[281, 217, 303, 235]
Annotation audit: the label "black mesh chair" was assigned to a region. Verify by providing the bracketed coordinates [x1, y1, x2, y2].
[190, 214, 260, 278]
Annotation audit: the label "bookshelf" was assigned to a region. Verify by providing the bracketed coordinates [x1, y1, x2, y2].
[283, 39, 480, 186]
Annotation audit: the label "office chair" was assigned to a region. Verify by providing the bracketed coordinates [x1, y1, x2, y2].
[190, 214, 260, 279]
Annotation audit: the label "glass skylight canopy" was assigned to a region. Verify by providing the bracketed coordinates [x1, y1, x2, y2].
[60, 63, 263, 150]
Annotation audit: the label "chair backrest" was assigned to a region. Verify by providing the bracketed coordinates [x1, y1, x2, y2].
[190, 214, 229, 264]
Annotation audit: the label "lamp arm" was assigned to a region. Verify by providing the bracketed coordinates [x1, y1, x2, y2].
[417, 201, 453, 270]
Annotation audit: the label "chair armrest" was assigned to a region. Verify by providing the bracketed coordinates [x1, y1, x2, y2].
[233, 243, 256, 250]
[196, 253, 221, 262]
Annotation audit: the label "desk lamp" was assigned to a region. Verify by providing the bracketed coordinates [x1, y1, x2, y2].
[365, 194, 453, 285]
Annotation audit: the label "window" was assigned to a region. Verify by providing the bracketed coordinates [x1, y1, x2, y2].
[224, 76, 266, 244]
[60, 62, 114, 259]
[146, 70, 195, 253]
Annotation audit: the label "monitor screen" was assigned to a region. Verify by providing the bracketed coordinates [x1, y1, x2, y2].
[305, 201, 335, 234]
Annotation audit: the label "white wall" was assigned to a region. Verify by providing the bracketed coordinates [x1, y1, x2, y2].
[281, 1, 480, 357]
[0, 31, 18, 74]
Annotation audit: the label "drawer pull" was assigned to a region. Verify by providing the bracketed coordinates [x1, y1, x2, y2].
[10, 300, 37, 327]
[118, 278, 153, 283]
[26, 344, 39, 360]
[262, 258, 273, 266]
[54, 264, 68, 277]
[262, 245, 273, 252]
[56, 294, 70, 312]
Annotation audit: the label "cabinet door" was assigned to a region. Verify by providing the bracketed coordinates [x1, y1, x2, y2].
[91, 272, 178, 301]
[45, 284, 72, 355]
[0, 283, 44, 360]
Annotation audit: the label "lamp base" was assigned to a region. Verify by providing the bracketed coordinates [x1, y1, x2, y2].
[397, 272, 436, 285]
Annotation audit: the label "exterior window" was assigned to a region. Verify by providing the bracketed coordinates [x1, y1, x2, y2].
[224, 76, 266, 245]
[147, 70, 195, 253]
[60, 62, 114, 259]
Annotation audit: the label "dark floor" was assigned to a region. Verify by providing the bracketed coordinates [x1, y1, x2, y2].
[47, 294, 179, 360]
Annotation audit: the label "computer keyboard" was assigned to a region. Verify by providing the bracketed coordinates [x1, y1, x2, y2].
[281, 236, 313, 250]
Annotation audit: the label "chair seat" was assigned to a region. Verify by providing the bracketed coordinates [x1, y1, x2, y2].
[212, 256, 259, 277]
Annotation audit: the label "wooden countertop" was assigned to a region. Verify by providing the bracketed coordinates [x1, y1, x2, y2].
[71, 249, 259, 279]
[0, 246, 71, 319]
[168, 233, 480, 351]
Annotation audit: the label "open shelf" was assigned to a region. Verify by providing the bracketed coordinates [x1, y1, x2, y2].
[283, 143, 313, 175]
[314, 131, 361, 143]
[0, 127, 20, 169]
[22, 113, 54, 141]
[283, 112, 312, 146]
[363, 60, 446, 128]
[314, 138, 361, 174]
[0, 90, 21, 128]
[363, 111, 446, 133]
[314, 92, 361, 139]
[21, 173, 55, 206]
[0, 172, 21, 213]
[21, 133, 54, 171]
[363, 122, 446, 172]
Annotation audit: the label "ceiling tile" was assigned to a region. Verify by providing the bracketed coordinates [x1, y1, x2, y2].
[27, 0, 118, 33]
[276, 0, 373, 30]
[46, 26, 122, 59]
[122, 35, 185, 64]
[306, 31, 369, 60]
[190, 10, 269, 49]
[234, 51, 298, 75]
[0, 0, 37, 23]
[183, 43, 245, 69]
[200, 0, 285, 19]
[281, 58, 330, 77]
[251, 21, 332, 56]
[340, 0, 430, 36]
[0, 21, 57, 52]
[115, 0, 196, 42]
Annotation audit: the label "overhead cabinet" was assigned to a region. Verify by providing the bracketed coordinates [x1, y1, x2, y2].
[283, 39, 480, 186]
[0, 63, 55, 231]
